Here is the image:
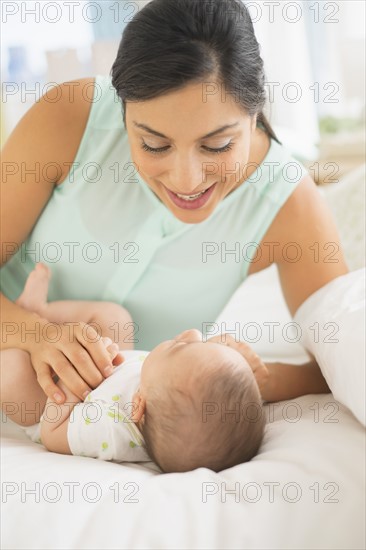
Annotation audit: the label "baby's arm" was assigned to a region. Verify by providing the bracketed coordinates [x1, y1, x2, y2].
[40, 379, 80, 454]
[40, 339, 122, 455]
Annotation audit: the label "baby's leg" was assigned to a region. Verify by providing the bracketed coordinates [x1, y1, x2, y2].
[43, 301, 135, 351]
[16, 263, 135, 350]
[1, 348, 48, 426]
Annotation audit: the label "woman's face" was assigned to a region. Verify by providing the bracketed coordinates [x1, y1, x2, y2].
[125, 81, 258, 223]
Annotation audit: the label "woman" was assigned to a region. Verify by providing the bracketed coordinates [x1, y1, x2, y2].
[0, 0, 348, 406]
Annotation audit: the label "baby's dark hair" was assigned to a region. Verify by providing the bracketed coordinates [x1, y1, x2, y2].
[140, 358, 266, 473]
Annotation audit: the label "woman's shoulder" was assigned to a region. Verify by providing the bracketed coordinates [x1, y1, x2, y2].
[53, 75, 124, 186]
[49, 77, 96, 186]
[38, 76, 97, 136]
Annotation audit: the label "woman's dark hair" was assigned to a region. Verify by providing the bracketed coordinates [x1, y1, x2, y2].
[111, 0, 281, 144]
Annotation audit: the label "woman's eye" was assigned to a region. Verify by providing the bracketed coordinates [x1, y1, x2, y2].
[140, 141, 234, 155]
[203, 142, 234, 154]
[141, 143, 170, 154]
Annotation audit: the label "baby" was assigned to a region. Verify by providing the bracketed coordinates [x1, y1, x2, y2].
[3, 263, 266, 473]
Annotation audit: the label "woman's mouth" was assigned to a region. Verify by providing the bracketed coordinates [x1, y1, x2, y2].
[164, 182, 217, 210]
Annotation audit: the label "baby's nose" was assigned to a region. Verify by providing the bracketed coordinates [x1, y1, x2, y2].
[176, 329, 203, 342]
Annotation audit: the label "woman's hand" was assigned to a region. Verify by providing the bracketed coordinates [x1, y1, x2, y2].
[206, 333, 270, 398]
[26, 318, 124, 404]
[206, 334, 331, 402]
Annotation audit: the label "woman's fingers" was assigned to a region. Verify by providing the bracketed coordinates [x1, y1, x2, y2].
[40, 339, 123, 403]
[48, 355, 93, 401]
[35, 362, 66, 404]
[207, 333, 269, 386]
[64, 342, 105, 389]
[58, 325, 113, 390]
[232, 339, 270, 389]
[27, 322, 125, 402]
[235, 340, 261, 369]
[75, 325, 115, 379]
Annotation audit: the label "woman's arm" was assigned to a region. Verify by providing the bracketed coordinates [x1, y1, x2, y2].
[1, 79, 93, 268]
[207, 333, 330, 402]
[0, 78, 106, 403]
[260, 358, 330, 402]
[271, 174, 349, 318]
[0, 292, 51, 351]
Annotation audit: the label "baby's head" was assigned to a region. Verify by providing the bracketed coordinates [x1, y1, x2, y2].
[131, 330, 266, 472]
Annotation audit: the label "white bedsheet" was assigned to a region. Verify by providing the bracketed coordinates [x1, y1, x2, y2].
[1, 264, 365, 550]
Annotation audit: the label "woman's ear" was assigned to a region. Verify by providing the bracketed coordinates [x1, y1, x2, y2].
[131, 389, 146, 425]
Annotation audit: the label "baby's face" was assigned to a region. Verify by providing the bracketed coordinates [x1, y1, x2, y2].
[139, 329, 252, 392]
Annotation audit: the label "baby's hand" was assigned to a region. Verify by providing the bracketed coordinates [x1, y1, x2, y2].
[102, 337, 124, 367]
[206, 334, 270, 396]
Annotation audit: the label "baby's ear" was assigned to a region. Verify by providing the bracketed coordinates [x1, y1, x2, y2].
[131, 390, 146, 423]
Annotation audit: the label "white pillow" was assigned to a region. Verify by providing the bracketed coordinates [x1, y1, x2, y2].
[293, 268, 366, 427]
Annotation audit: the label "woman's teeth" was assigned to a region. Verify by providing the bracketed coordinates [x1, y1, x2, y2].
[175, 190, 206, 201]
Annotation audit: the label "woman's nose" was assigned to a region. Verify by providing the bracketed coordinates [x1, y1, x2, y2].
[175, 329, 203, 343]
[171, 156, 208, 194]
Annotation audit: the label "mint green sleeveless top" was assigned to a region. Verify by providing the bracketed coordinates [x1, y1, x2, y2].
[0, 75, 307, 350]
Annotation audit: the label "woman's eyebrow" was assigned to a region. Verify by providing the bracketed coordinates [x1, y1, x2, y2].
[132, 121, 239, 140]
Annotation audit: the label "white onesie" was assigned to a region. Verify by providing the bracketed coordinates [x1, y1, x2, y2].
[24, 350, 151, 464]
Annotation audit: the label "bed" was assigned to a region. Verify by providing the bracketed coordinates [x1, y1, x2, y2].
[1, 166, 365, 550]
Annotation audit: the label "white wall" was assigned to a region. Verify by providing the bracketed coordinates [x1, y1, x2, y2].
[1, 0, 365, 158]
